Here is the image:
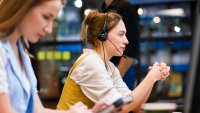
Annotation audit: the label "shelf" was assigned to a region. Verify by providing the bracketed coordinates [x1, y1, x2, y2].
[36, 40, 82, 46]
[142, 102, 177, 111]
[131, 0, 195, 5]
[171, 64, 189, 72]
[141, 41, 192, 50]
[140, 36, 191, 42]
[148, 96, 183, 103]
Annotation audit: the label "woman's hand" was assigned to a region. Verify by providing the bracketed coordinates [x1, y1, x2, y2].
[68, 101, 109, 113]
[92, 100, 109, 113]
[68, 102, 92, 113]
[147, 62, 170, 82]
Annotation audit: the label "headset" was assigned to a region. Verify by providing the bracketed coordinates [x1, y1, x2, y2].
[97, 13, 108, 42]
[97, 13, 127, 58]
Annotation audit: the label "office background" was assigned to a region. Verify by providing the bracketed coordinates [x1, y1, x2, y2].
[30, 0, 200, 112]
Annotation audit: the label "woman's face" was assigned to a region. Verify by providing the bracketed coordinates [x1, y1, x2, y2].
[17, 0, 62, 43]
[106, 20, 129, 57]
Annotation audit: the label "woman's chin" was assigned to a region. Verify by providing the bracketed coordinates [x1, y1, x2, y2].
[114, 53, 123, 57]
[29, 39, 39, 43]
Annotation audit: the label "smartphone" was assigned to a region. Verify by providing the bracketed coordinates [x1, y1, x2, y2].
[98, 96, 133, 113]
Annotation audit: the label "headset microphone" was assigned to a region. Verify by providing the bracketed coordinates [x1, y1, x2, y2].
[107, 38, 127, 58]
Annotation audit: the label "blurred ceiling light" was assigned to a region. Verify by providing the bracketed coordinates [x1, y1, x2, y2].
[84, 9, 92, 16]
[138, 8, 143, 15]
[74, 0, 82, 8]
[157, 8, 185, 17]
[174, 26, 181, 32]
[153, 16, 161, 23]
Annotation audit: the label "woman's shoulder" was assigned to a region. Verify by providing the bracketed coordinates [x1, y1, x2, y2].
[74, 50, 105, 71]
[0, 41, 7, 64]
[82, 49, 103, 62]
[0, 40, 9, 93]
[82, 53, 104, 67]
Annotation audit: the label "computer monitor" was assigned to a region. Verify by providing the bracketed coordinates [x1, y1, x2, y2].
[190, 54, 200, 112]
[184, 1, 200, 112]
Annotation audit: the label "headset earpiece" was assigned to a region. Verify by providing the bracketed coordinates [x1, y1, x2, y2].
[97, 13, 108, 42]
[97, 30, 107, 42]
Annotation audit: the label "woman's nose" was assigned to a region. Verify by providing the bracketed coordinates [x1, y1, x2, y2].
[124, 36, 129, 44]
[44, 22, 53, 34]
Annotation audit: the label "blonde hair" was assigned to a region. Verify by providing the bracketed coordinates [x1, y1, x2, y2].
[80, 10, 122, 48]
[0, 0, 45, 38]
[0, 0, 60, 58]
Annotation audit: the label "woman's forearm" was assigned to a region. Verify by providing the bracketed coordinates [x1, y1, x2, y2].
[125, 75, 156, 112]
[123, 62, 170, 113]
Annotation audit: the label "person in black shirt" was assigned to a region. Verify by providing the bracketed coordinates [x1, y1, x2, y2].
[100, 0, 140, 90]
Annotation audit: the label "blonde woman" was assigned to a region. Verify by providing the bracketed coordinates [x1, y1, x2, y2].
[0, 1, 107, 113]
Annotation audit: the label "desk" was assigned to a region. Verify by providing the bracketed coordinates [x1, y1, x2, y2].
[142, 103, 177, 113]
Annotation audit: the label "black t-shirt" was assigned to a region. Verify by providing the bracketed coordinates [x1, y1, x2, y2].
[100, 0, 140, 65]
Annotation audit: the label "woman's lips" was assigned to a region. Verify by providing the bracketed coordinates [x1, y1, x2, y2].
[37, 33, 45, 38]
[120, 47, 125, 51]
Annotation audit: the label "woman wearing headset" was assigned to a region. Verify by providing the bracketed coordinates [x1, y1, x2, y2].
[57, 10, 170, 113]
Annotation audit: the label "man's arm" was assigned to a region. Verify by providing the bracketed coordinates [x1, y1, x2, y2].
[117, 56, 134, 77]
